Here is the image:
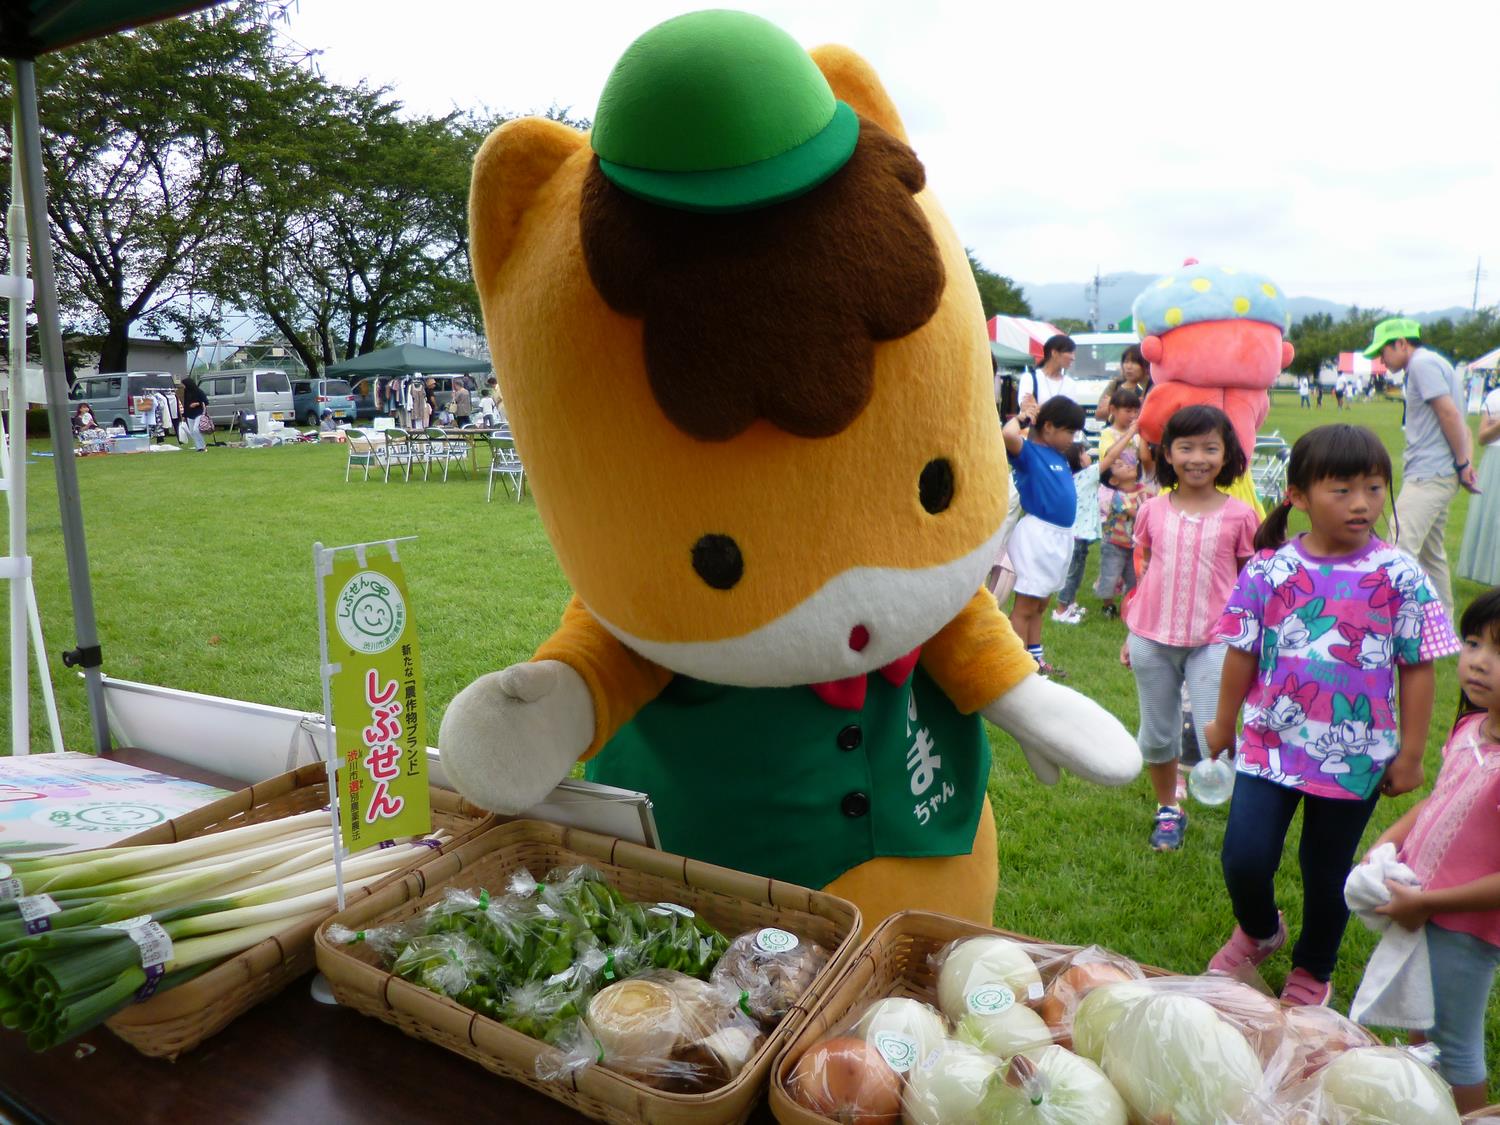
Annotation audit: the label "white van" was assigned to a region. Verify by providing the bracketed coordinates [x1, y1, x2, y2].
[67, 371, 179, 434]
[197, 369, 295, 431]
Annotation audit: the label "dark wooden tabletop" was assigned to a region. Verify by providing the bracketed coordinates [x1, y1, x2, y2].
[0, 748, 778, 1125]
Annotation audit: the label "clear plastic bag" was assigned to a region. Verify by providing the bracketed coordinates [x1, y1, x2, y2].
[709, 926, 830, 1030]
[1281, 1003, 1380, 1086]
[581, 969, 765, 1093]
[977, 1046, 1128, 1124]
[788, 1033, 906, 1124]
[391, 931, 500, 1003]
[1271, 1045, 1461, 1124]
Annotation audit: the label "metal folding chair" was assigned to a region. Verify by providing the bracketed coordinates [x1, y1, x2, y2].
[486, 433, 525, 502]
[425, 427, 469, 482]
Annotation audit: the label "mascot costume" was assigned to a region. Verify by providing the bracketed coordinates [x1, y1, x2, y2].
[441, 10, 1141, 931]
[1132, 260, 1295, 515]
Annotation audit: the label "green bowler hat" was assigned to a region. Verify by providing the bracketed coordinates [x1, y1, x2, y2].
[591, 9, 860, 213]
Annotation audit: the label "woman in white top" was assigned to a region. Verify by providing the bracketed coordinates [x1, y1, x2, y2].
[1457, 382, 1500, 584]
[1022, 334, 1078, 412]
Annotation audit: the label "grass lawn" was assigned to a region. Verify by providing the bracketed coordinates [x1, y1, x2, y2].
[7, 393, 1497, 1082]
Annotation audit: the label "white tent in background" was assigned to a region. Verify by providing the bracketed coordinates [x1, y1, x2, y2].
[1469, 346, 1500, 373]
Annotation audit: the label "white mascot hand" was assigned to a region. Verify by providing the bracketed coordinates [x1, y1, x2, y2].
[437, 660, 595, 814]
[981, 674, 1142, 787]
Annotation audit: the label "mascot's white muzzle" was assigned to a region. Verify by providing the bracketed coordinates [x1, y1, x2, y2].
[593, 523, 1006, 687]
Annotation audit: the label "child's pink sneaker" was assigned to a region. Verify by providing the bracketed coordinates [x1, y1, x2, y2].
[1280, 967, 1333, 1007]
[1206, 913, 1287, 974]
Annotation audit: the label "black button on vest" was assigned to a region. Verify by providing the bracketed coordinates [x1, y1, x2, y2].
[837, 724, 862, 751]
[841, 791, 870, 818]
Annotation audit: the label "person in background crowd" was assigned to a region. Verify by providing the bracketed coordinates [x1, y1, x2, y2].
[453, 378, 473, 426]
[1095, 343, 1153, 422]
[1204, 423, 1456, 1006]
[1024, 334, 1079, 414]
[71, 402, 96, 434]
[1367, 317, 1478, 622]
[1316, 377, 1325, 408]
[318, 409, 337, 433]
[1298, 374, 1311, 408]
[1052, 443, 1101, 626]
[1001, 395, 1086, 678]
[179, 377, 208, 452]
[424, 377, 439, 428]
[1458, 379, 1500, 586]
[1333, 373, 1347, 410]
[1123, 405, 1257, 852]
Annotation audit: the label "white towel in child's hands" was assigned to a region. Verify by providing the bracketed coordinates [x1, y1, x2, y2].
[1345, 842, 1433, 1029]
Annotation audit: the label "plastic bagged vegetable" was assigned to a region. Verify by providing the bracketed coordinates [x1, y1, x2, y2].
[1033, 946, 1145, 1044]
[789, 1035, 903, 1124]
[934, 936, 1045, 1025]
[978, 1047, 1128, 1125]
[391, 931, 499, 1002]
[1099, 992, 1265, 1124]
[583, 969, 765, 1092]
[599, 900, 730, 980]
[1281, 1003, 1379, 1086]
[903, 1038, 1001, 1125]
[709, 926, 829, 1029]
[1311, 1046, 1459, 1125]
[853, 997, 948, 1075]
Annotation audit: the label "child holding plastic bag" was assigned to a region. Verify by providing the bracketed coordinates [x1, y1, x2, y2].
[1355, 585, 1500, 1113]
[1204, 424, 1459, 1007]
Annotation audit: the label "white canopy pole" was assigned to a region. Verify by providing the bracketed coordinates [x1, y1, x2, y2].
[7, 103, 28, 754]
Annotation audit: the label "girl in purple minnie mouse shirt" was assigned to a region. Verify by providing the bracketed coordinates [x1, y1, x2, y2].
[1201, 424, 1460, 1007]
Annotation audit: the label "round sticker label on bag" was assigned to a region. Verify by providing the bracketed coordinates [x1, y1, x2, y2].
[754, 927, 798, 955]
[872, 1031, 919, 1073]
[966, 983, 1016, 1016]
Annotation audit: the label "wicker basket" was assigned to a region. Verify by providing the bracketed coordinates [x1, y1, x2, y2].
[103, 762, 493, 1059]
[769, 910, 1171, 1125]
[314, 819, 863, 1125]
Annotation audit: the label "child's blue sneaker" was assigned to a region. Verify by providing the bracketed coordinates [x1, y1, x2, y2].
[1149, 805, 1187, 851]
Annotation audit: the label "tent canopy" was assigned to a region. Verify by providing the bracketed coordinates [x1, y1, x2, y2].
[325, 343, 491, 377]
[0, 2, 218, 58]
[989, 340, 1032, 368]
[987, 315, 1062, 361]
[1468, 346, 1500, 373]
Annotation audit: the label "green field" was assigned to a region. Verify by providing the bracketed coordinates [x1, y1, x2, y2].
[6, 393, 1496, 1075]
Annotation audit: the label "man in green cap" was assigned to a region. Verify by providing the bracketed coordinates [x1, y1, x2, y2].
[1366, 316, 1478, 618]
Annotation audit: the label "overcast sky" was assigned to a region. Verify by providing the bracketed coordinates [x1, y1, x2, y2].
[285, 0, 1500, 313]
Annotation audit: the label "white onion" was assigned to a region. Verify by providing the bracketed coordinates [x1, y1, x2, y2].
[902, 1038, 1000, 1125]
[955, 1002, 1053, 1060]
[854, 997, 947, 1074]
[980, 1046, 1128, 1125]
[937, 937, 1043, 1024]
[1069, 980, 1152, 1063]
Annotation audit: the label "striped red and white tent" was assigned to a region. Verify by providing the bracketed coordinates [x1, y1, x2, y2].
[987, 315, 1063, 362]
[1337, 352, 1387, 376]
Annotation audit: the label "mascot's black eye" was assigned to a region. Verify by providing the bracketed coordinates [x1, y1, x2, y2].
[919, 458, 954, 514]
[691, 534, 744, 590]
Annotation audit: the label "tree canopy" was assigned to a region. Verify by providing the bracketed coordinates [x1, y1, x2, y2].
[967, 251, 1032, 320]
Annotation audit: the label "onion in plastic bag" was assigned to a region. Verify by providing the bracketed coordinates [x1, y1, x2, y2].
[854, 997, 947, 1075]
[936, 937, 1043, 1024]
[903, 1039, 1000, 1125]
[789, 1035, 902, 1124]
[1315, 1046, 1459, 1125]
[1069, 980, 1153, 1063]
[954, 999, 1053, 1061]
[1099, 992, 1263, 1123]
[709, 926, 828, 1029]
[978, 1046, 1127, 1125]
[1282, 1004, 1379, 1085]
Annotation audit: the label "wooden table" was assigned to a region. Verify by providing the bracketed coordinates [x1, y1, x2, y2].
[0, 749, 778, 1124]
[434, 426, 506, 477]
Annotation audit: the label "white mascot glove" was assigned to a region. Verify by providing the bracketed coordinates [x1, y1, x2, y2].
[437, 660, 595, 814]
[981, 674, 1141, 787]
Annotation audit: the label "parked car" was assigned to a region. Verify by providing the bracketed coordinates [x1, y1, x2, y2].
[197, 368, 295, 431]
[291, 377, 358, 428]
[66, 371, 179, 434]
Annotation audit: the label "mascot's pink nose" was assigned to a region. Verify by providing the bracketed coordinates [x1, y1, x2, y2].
[849, 625, 870, 652]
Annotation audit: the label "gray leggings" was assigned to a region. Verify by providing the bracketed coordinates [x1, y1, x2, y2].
[1127, 635, 1226, 764]
[1427, 922, 1500, 1087]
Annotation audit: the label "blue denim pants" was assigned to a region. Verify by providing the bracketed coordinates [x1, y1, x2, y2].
[1426, 922, 1500, 1086]
[1220, 773, 1379, 980]
[1057, 537, 1094, 605]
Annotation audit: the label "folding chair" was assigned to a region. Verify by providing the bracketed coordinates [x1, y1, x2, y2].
[403, 428, 434, 481]
[383, 427, 419, 482]
[345, 429, 380, 481]
[486, 433, 525, 502]
[425, 427, 470, 482]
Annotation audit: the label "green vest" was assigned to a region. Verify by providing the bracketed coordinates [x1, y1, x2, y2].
[585, 666, 990, 889]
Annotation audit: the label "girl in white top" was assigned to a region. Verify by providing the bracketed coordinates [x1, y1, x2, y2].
[1457, 384, 1500, 584]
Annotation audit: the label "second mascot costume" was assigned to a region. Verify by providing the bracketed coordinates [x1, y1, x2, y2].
[442, 11, 1142, 931]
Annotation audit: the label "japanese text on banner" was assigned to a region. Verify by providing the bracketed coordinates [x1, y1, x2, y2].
[323, 552, 431, 851]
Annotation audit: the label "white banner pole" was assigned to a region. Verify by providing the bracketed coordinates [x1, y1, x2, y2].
[312, 542, 346, 911]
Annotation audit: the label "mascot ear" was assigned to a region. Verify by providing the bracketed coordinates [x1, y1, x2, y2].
[1282, 340, 1296, 367]
[470, 117, 588, 293]
[1140, 335, 1164, 364]
[810, 45, 908, 144]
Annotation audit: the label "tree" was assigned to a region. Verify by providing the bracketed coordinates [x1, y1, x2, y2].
[967, 251, 1032, 319]
[0, 6, 300, 371]
[1051, 317, 1090, 335]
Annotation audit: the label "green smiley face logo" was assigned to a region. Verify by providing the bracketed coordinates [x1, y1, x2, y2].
[336, 572, 406, 654]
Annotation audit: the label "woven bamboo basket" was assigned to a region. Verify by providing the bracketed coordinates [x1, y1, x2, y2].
[102, 762, 493, 1059]
[314, 818, 863, 1125]
[769, 910, 1171, 1125]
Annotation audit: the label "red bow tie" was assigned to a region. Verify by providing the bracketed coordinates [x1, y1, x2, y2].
[809, 647, 922, 710]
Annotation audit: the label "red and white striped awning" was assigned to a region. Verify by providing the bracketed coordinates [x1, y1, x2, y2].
[1337, 352, 1387, 376]
[987, 315, 1063, 362]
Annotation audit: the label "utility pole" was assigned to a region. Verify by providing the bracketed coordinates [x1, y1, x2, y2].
[1086, 266, 1102, 331]
[1475, 257, 1483, 312]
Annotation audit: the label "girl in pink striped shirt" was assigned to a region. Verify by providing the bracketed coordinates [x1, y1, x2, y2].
[1122, 405, 1258, 851]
